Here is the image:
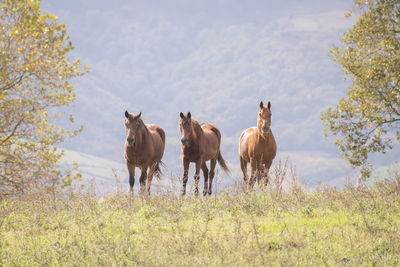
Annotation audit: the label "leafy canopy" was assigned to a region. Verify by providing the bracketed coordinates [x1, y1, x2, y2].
[322, 0, 400, 175]
[0, 0, 88, 197]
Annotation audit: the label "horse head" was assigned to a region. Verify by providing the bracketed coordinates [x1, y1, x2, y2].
[124, 110, 142, 145]
[179, 112, 192, 146]
[257, 101, 272, 137]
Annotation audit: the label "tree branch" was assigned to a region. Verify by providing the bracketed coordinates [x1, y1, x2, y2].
[0, 72, 26, 91]
[0, 116, 24, 145]
[366, 118, 400, 137]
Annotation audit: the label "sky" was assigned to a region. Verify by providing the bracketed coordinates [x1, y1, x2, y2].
[40, 0, 399, 189]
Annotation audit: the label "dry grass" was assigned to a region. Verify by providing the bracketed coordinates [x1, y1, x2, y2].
[1, 170, 400, 266]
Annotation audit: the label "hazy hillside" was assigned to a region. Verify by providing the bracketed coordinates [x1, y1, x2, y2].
[61, 148, 399, 196]
[42, 0, 400, 187]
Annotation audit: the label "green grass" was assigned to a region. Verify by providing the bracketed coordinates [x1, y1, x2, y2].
[1, 181, 400, 266]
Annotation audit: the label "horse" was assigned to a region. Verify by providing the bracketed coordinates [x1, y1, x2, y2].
[124, 110, 166, 195]
[179, 112, 230, 196]
[239, 101, 277, 190]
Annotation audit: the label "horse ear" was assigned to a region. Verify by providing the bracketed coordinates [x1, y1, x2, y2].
[187, 112, 191, 119]
[267, 101, 271, 109]
[260, 101, 263, 109]
[137, 112, 142, 118]
[125, 110, 129, 118]
[180, 112, 184, 119]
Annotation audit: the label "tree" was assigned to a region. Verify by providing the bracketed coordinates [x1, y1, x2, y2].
[0, 0, 88, 197]
[322, 0, 400, 176]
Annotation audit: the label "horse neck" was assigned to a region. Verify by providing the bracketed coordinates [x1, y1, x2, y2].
[189, 120, 201, 144]
[256, 122, 270, 143]
[134, 121, 150, 148]
[257, 117, 264, 132]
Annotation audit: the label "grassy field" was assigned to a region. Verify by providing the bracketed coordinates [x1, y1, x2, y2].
[1, 179, 400, 266]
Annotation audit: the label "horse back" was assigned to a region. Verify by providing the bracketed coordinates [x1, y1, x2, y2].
[146, 124, 166, 160]
[147, 124, 165, 145]
[147, 124, 165, 144]
[201, 123, 221, 161]
[201, 123, 221, 141]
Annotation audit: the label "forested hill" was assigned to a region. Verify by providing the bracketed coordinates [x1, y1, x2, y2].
[44, 0, 399, 186]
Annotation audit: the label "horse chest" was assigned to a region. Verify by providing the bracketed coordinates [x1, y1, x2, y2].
[126, 147, 146, 165]
[252, 139, 272, 155]
[182, 144, 201, 161]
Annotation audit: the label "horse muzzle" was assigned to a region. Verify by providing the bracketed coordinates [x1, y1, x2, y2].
[262, 127, 270, 135]
[181, 138, 188, 146]
[126, 137, 134, 145]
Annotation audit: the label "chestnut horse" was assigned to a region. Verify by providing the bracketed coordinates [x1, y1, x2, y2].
[239, 101, 277, 189]
[124, 110, 165, 195]
[179, 112, 230, 196]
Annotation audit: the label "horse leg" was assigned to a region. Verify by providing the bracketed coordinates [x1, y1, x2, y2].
[181, 158, 190, 196]
[194, 160, 202, 197]
[201, 162, 209, 196]
[264, 160, 273, 187]
[146, 164, 156, 196]
[256, 161, 265, 188]
[249, 158, 257, 189]
[127, 163, 135, 194]
[208, 158, 217, 195]
[139, 166, 147, 196]
[240, 157, 248, 190]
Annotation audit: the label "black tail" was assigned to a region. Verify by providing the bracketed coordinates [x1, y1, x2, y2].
[154, 161, 166, 180]
[217, 151, 230, 175]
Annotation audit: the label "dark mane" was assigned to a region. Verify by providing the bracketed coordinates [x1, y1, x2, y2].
[191, 119, 203, 137]
[137, 118, 150, 134]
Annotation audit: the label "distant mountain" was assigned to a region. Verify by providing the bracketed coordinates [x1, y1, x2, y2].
[43, 0, 399, 188]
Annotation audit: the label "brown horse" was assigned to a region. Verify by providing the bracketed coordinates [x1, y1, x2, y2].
[124, 110, 166, 195]
[179, 112, 230, 196]
[239, 101, 277, 189]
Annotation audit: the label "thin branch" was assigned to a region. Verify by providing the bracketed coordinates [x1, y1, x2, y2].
[376, 88, 400, 116]
[366, 118, 400, 137]
[0, 174, 22, 186]
[0, 116, 24, 145]
[0, 72, 26, 91]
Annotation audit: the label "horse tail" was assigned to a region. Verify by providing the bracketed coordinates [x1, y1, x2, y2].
[209, 125, 222, 143]
[154, 161, 166, 180]
[154, 127, 166, 180]
[217, 151, 230, 175]
[209, 126, 230, 175]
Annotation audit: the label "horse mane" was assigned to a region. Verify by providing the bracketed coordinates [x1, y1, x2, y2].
[137, 117, 150, 134]
[191, 119, 203, 137]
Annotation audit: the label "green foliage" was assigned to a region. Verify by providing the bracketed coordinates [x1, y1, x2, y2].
[1, 183, 400, 266]
[322, 0, 400, 173]
[0, 0, 88, 197]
